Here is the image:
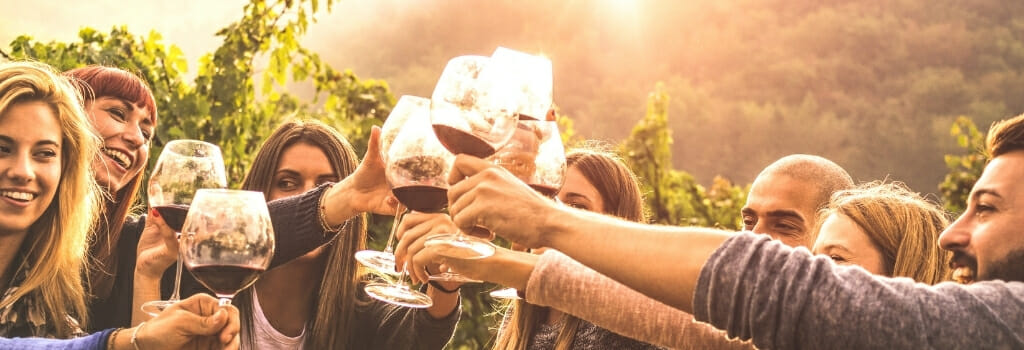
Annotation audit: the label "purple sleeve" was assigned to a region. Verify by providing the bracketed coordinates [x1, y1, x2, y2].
[0, 328, 112, 349]
[693, 232, 1024, 349]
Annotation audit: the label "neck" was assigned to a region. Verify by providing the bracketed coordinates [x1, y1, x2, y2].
[254, 255, 326, 337]
[0, 231, 29, 292]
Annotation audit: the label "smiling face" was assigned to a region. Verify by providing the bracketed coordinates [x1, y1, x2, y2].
[742, 172, 820, 248]
[812, 213, 887, 275]
[87, 97, 152, 192]
[940, 151, 1024, 284]
[0, 101, 62, 236]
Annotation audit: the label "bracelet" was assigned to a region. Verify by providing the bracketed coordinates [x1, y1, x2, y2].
[107, 328, 122, 350]
[318, 184, 353, 235]
[130, 321, 145, 350]
[428, 280, 461, 294]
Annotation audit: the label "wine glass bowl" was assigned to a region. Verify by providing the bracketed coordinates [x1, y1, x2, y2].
[488, 47, 553, 121]
[430, 55, 518, 158]
[142, 139, 227, 316]
[181, 189, 274, 306]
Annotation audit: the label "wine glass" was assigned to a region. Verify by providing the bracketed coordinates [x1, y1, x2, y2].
[423, 55, 518, 264]
[363, 99, 455, 308]
[488, 47, 553, 121]
[354, 95, 431, 276]
[488, 120, 566, 299]
[180, 189, 275, 306]
[142, 139, 227, 316]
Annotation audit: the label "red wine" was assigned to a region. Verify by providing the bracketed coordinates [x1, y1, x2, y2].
[392, 185, 448, 213]
[432, 124, 496, 158]
[187, 264, 264, 297]
[154, 204, 189, 232]
[529, 184, 559, 199]
[517, 113, 538, 121]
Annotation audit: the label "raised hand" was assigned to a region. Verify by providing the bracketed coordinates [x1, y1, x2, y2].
[128, 293, 240, 350]
[323, 125, 398, 222]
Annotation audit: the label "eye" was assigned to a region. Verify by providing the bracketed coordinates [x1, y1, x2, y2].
[829, 255, 848, 263]
[742, 216, 756, 230]
[107, 108, 126, 121]
[0, 145, 10, 154]
[34, 149, 58, 159]
[566, 201, 590, 211]
[275, 178, 299, 192]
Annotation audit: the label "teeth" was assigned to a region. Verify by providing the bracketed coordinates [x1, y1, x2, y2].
[0, 191, 34, 201]
[952, 267, 975, 284]
[103, 149, 132, 169]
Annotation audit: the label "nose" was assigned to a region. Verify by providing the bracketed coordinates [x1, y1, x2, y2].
[5, 152, 35, 184]
[121, 121, 146, 148]
[939, 212, 971, 250]
[750, 221, 768, 235]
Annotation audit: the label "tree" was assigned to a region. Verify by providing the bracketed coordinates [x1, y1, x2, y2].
[622, 83, 747, 229]
[939, 116, 986, 214]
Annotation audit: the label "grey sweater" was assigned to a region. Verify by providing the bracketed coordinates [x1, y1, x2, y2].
[694, 233, 1024, 349]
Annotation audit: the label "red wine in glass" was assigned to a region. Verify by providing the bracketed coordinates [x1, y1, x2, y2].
[432, 124, 498, 159]
[391, 185, 448, 213]
[153, 204, 190, 232]
[187, 264, 265, 298]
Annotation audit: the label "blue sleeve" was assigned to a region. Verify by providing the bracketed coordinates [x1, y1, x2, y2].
[0, 328, 112, 350]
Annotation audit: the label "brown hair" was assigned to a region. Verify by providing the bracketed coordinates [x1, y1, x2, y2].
[813, 181, 952, 284]
[0, 61, 102, 336]
[63, 65, 157, 300]
[236, 119, 367, 349]
[494, 145, 644, 350]
[986, 113, 1024, 158]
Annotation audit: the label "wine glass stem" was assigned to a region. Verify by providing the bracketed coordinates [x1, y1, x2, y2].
[169, 233, 183, 301]
[382, 204, 408, 255]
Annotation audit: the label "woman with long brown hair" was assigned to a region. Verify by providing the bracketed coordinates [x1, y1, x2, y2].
[234, 119, 458, 349]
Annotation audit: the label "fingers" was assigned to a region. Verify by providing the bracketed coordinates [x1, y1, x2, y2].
[364, 125, 383, 166]
[446, 154, 493, 186]
[393, 212, 449, 274]
[218, 305, 241, 344]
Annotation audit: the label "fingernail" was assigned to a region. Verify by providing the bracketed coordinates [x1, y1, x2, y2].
[150, 208, 160, 218]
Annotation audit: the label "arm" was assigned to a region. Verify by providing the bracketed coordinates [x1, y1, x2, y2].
[526, 250, 754, 350]
[695, 233, 1024, 349]
[0, 329, 112, 350]
[446, 154, 729, 311]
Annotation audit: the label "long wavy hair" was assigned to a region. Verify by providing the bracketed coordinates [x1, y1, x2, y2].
[494, 146, 645, 350]
[62, 66, 157, 300]
[0, 61, 102, 337]
[236, 119, 367, 349]
[813, 181, 952, 284]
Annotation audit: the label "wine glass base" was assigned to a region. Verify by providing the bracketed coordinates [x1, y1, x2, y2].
[428, 271, 482, 283]
[354, 250, 400, 276]
[489, 287, 522, 300]
[140, 299, 177, 317]
[424, 234, 495, 259]
[364, 282, 433, 308]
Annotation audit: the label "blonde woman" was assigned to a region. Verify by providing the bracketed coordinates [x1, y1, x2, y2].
[0, 61, 101, 338]
[811, 181, 952, 284]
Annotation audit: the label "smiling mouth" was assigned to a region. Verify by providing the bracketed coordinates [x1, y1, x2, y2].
[0, 191, 35, 202]
[103, 148, 132, 169]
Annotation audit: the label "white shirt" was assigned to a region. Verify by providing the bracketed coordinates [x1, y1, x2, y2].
[242, 290, 307, 350]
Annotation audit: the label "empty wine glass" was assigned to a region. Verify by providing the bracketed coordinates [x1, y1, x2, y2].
[488, 120, 566, 300]
[181, 189, 275, 306]
[142, 139, 227, 316]
[355, 95, 432, 276]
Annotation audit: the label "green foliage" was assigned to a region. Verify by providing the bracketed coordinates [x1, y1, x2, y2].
[939, 116, 987, 214]
[622, 83, 747, 229]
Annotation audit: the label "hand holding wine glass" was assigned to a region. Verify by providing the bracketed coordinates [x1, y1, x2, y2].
[141, 139, 227, 316]
[181, 189, 275, 306]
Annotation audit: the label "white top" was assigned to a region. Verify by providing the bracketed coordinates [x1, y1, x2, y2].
[243, 290, 307, 350]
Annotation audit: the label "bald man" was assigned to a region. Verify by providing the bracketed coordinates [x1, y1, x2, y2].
[741, 155, 854, 248]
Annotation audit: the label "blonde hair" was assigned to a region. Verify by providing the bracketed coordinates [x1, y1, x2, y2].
[0, 61, 102, 336]
[813, 181, 952, 284]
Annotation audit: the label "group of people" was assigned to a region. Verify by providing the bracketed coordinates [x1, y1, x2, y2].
[0, 57, 1021, 350]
